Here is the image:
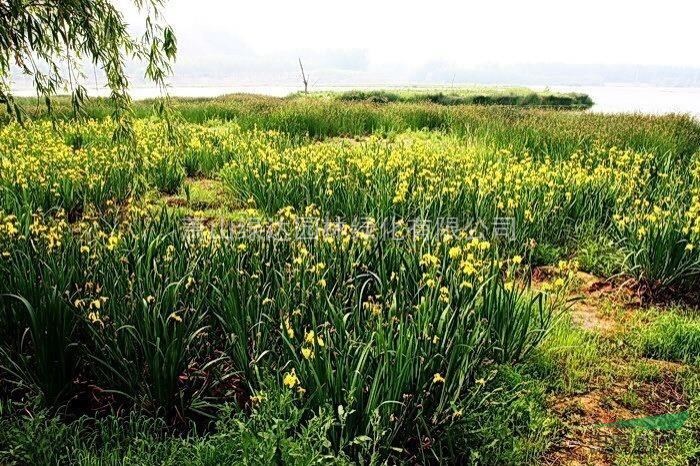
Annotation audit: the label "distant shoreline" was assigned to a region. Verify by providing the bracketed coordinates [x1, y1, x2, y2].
[9, 84, 700, 116]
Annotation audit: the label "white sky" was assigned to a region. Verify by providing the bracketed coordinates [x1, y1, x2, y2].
[160, 0, 700, 67]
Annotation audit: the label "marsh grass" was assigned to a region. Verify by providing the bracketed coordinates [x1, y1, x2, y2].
[5, 94, 699, 159]
[326, 87, 593, 109]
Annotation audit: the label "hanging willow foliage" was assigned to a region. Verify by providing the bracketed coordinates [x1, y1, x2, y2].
[0, 0, 176, 141]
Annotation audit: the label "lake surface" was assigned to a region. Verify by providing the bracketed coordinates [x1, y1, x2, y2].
[549, 85, 700, 116]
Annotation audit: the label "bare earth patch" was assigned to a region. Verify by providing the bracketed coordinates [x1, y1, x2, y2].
[533, 268, 625, 335]
[546, 368, 689, 465]
[538, 271, 693, 465]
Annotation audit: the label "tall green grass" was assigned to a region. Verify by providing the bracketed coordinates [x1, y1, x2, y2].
[637, 311, 700, 363]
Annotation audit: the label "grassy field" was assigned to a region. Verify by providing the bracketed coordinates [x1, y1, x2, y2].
[0, 94, 699, 465]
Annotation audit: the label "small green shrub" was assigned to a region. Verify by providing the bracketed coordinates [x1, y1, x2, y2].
[531, 242, 564, 266]
[337, 90, 401, 104]
[575, 229, 624, 277]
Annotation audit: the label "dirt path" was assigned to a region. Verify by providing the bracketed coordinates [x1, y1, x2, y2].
[540, 271, 692, 465]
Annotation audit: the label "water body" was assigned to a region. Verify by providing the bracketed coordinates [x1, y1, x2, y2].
[549, 85, 700, 116]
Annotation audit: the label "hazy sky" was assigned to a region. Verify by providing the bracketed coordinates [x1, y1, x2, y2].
[158, 0, 700, 68]
[8, 0, 700, 94]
